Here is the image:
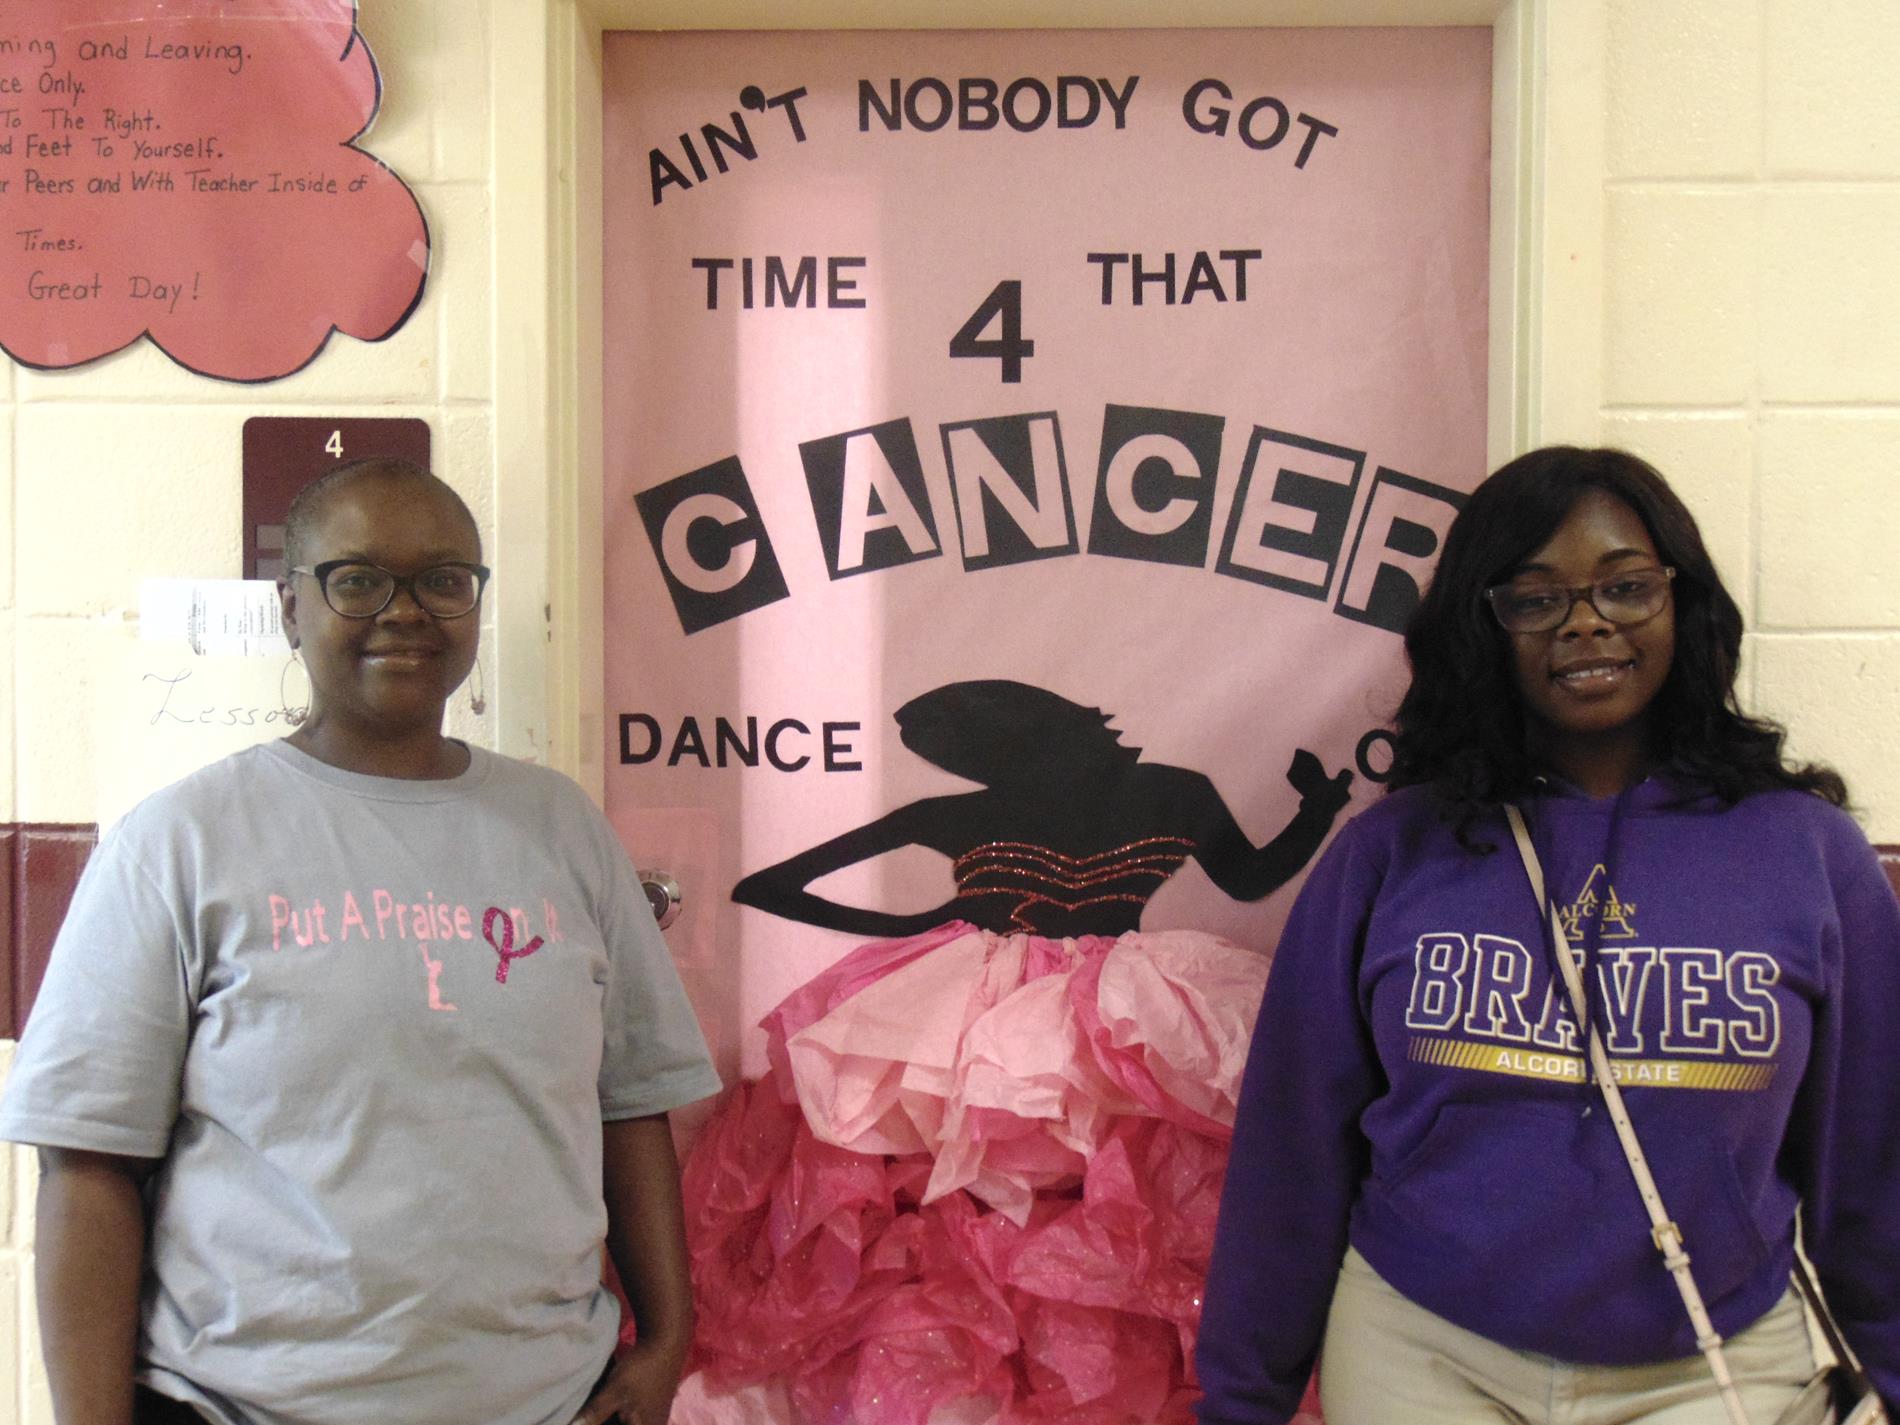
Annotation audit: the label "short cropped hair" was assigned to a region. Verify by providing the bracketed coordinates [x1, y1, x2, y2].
[281, 457, 480, 573]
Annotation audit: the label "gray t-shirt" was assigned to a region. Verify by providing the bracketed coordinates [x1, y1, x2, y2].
[0, 740, 721, 1425]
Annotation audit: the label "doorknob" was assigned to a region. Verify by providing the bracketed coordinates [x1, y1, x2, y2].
[638, 869, 683, 930]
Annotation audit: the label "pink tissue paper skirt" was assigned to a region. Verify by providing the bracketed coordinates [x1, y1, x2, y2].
[676, 921, 1326, 1425]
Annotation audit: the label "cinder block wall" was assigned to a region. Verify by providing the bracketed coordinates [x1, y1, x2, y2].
[2, 2, 1898, 1418]
[4, 3, 497, 832]
[1598, 0, 1900, 820]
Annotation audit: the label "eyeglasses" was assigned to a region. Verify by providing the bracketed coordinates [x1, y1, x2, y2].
[291, 560, 490, 619]
[1483, 566, 1675, 634]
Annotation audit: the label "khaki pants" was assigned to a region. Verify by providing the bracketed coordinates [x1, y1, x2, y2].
[1320, 1247, 1830, 1425]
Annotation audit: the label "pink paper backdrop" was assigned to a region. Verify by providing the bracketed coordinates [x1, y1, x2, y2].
[601, 27, 1491, 1086]
[0, 0, 426, 382]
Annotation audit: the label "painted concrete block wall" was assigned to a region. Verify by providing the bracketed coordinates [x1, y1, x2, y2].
[1599, 0, 1900, 835]
[2, 1, 1899, 1418]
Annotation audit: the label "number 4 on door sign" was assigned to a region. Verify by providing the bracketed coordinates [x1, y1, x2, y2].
[950, 280, 1035, 383]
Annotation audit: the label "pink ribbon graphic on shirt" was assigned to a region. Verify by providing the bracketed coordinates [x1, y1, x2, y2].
[483, 907, 545, 984]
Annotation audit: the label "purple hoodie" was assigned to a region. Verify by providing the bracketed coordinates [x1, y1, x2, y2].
[1195, 777, 1900, 1423]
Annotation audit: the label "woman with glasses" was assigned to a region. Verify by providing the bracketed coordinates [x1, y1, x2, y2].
[1, 458, 720, 1425]
[1195, 447, 1898, 1424]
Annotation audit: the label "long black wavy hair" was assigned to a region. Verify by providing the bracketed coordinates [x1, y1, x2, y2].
[1387, 446, 1845, 835]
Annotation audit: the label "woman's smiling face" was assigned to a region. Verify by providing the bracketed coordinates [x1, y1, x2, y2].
[281, 473, 483, 743]
[1502, 488, 1676, 792]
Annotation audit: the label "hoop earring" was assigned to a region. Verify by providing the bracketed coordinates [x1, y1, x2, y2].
[468, 657, 487, 716]
[280, 651, 311, 727]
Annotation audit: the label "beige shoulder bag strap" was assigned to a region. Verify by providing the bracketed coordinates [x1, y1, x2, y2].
[1504, 804, 1755, 1425]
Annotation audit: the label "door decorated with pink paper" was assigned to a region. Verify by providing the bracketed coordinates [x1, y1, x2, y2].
[602, 27, 1490, 1424]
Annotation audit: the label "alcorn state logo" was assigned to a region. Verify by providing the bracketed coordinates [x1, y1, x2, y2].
[1561, 863, 1637, 941]
[1403, 935, 1782, 1060]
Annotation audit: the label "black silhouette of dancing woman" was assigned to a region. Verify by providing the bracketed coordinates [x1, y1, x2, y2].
[732, 679, 1355, 939]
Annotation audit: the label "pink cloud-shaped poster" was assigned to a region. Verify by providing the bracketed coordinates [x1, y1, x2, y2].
[0, 0, 427, 382]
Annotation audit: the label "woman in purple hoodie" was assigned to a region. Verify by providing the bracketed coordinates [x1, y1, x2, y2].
[1195, 446, 1897, 1424]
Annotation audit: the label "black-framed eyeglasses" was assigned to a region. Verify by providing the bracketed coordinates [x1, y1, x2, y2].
[290, 560, 491, 619]
[1483, 566, 1676, 634]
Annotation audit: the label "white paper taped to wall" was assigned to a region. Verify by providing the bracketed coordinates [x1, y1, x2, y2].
[92, 627, 292, 828]
[139, 579, 287, 657]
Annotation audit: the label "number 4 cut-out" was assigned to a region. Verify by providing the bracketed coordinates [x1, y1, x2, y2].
[950, 280, 1035, 383]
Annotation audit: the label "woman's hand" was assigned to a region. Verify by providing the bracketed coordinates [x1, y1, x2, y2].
[569, 1340, 685, 1425]
[589, 1115, 696, 1425]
